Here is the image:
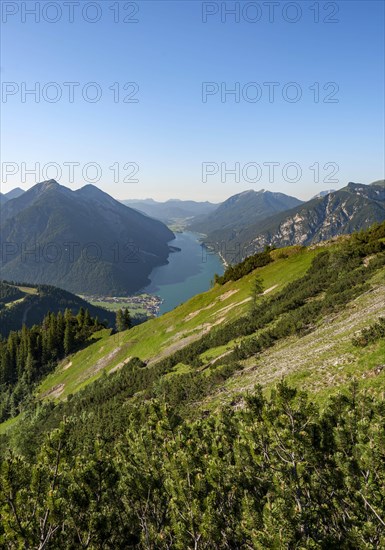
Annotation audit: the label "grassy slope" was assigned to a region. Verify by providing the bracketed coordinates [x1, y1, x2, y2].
[201, 268, 385, 411]
[2, 284, 38, 308]
[14, 285, 38, 295]
[0, 245, 385, 440]
[1, 241, 383, 436]
[36, 247, 319, 401]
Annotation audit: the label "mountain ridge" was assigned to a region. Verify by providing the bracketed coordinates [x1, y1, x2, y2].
[0, 180, 175, 295]
[236, 181, 385, 257]
[196, 181, 385, 262]
[189, 189, 303, 245]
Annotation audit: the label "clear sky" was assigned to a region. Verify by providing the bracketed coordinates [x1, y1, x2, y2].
[1, 0, 384, 201]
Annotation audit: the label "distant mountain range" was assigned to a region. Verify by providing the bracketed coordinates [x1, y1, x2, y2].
[121, 198, 217, 223]
[189, 189, 303, 248]
[2, 180, 383, 283]
[194, 182, 385, 262]
[0, 180, 175, 295]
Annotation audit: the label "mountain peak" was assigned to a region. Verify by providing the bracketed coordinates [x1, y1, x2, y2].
[33, 179, 61, 194]
[76, 184, 118, 205]
[312, 190, 336, 199]
[4, 187, 25, 200]
[0, 180, 174, 295]
[42, 179, 59, 187]
[239, 189, 256, 196]
[77, 183, 105, 196]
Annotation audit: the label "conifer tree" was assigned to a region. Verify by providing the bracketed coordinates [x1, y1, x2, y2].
[84, 308, 91, 327]
[77, 307, 85, 328]
[64, 319, 74, 356]
[249, 275, 264, 317]
[123, 308, 132, 330]
[115, 309, 124, 332]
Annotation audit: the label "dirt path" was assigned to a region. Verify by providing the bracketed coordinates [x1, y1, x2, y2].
[79, 347, 123, 381]
[263, 284, 278, 295]
[41, 383, 65, 400]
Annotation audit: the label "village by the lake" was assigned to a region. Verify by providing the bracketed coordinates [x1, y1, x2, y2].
[81, 293, 163, 319]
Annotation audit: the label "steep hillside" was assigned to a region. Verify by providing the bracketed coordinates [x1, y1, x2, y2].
[1, 223, 385, 549]
[5, 187, 24, 201]
[0, 187, 24, 204]
[33, 246, 316, 401]
[371, 179, 385, 187]
[0, 222, 381, 413]
[0, 281, 115, 336]
[0, 180, 175, 294]
[216, 182, 385, 261]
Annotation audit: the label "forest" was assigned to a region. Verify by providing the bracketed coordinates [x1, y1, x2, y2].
[0, 222, 385, 548]
[0, 309, 106, 423]
[1, 382, 384, 548]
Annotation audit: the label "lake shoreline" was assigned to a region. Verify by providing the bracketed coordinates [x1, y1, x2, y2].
[141, 231, 225, 315]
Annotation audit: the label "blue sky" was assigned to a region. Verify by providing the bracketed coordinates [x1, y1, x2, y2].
[1, 0, 384, 201]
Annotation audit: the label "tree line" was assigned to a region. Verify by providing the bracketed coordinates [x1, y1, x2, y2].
[1, 222, 385, 547]
[0, 308, 105, 423]
[214, 249, 273, 285]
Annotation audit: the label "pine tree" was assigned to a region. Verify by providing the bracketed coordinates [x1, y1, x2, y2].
[249, 275, 264, 318]
[116, 309, 124, 332]
[0, 349, 12, 385]
[56, 311, 65, 356]
[123, 308, 132, 330]
[64, 319, 74, 356]
[24, 352, 35, 384]
[84, 308, 92, 327]
[77, 307, 85, 328]
[64, 308, 72, 322]
[115, 308, 132, 332]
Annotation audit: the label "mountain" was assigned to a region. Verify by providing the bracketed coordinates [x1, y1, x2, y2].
[1, 223, 385, 549]
[371, 179, 385, 187]
[5, 187, 25, 200]
[196, 182, 385, 262]
[0, 180, 175, 295]
[0, 187, 25, 205]
[23, 221, 385, 404]
[121, 198, 217, 224]
[189, 189, 303, 245]
[0, 280, 116, 337]
[312, 189, 336, 199]
[232, 181, 385, 258]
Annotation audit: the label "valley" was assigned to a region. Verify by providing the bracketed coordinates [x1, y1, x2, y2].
[141, 231, 225, 314]
[1, 215, 384, 548]
[2, 224, 384, 414]
[81, 230, 225, 317]
[2, 6, 384, 546]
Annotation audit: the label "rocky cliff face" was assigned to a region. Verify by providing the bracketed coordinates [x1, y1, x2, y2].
[225, 183, 385, 260]
[190, 189, 303, 245]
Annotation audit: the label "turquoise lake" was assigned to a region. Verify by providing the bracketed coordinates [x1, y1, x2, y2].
[143, 231, 224, 314]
